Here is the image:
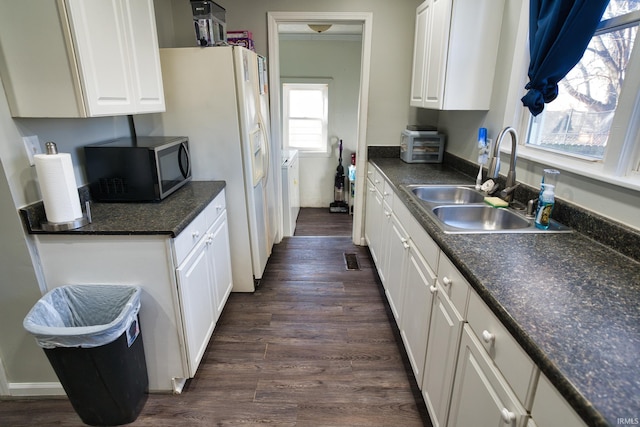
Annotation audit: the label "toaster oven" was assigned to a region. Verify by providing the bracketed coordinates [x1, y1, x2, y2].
[400, 130, 445, 163]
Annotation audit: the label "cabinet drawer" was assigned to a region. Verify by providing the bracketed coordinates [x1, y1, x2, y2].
[467, 289, 538, 410]
[436, 254, 470, 318]
[368, 164, 384, 192]
[205, 189, 226, 228]
[393, 194, 440, 272]
[173, 209, 208, 266]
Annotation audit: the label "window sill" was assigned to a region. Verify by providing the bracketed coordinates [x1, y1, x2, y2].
[295, 150, 332, 158]
[511, 145, 640, 193]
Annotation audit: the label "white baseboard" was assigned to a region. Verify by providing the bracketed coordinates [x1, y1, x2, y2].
[9, 382, 66, 397]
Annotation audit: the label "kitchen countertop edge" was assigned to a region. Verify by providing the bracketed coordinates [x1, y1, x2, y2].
[20, 181, 227, 238]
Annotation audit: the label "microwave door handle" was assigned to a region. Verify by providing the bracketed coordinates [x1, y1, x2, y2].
[178, 142, 191, 178]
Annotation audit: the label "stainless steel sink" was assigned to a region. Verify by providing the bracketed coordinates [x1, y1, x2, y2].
[409, 185, 485, 204]
[432, 205, 529, 231]
[400, 184, 572, 234]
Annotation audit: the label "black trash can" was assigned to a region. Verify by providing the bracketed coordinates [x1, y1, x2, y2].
[24, 285, 148, 426]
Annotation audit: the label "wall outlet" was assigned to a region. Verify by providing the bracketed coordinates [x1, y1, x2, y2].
[23, 135, 42, 166]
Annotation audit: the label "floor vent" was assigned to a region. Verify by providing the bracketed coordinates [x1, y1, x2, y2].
[344, 253, 360, 270]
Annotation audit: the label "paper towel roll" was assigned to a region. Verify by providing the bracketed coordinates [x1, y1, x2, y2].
[34, 152, 83, 223]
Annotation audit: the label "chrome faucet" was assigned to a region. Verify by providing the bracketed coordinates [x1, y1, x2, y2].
[487, 126, 519, 203]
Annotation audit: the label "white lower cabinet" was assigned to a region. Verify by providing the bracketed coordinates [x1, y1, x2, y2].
[364, 175, 384, 266]
[448, 325, 529, 427]
[176, 207, 232, 377]
[421, 279, 464, 427]
[35, 190, 232, 392]
[400, 242, 437, 385]
[384, 209, 410, 320]
[209, 210, 233, 320]
[177, 236, 216, 377]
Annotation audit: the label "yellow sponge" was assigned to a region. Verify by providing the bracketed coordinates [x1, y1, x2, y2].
[484, 196, 509, 208]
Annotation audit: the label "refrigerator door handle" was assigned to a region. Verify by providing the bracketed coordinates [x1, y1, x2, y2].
[257, 113, 271, 186]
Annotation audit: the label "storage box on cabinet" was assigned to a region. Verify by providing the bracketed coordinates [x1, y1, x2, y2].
[467, 289, 538, 410]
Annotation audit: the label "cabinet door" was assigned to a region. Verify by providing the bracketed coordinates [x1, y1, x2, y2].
[399, 243, 436, 385]
[66, 0, 135, 116]
[384, 212, 409, 320]
[423, 0, 453, 109]
[377, 198, 392, 286]
[410, 1, 430, 107]
[421, 282, 463, 427]
[176, 238, 215, 377]
[448, 325, 528, 427]
[208, 210, 233, 321]
[124, 0, 165, 113]
[65, 0, 164, 116]
[364, 179, 383, 265]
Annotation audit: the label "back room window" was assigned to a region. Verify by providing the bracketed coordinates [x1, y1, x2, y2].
[282, 82, 329, 155]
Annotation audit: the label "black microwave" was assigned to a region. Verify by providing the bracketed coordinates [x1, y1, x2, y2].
[84, 136, 191, 202]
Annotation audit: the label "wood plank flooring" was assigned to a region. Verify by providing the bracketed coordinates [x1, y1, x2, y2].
[0, 213, 430, 426]
[294, 208, 352, 237]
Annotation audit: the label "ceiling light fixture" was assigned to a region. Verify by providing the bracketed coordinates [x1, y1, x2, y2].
[308, 24, 332, 33]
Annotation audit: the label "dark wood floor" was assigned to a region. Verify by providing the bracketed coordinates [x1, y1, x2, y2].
[0, 213, 429, 426]
[294, 208, 353, 237]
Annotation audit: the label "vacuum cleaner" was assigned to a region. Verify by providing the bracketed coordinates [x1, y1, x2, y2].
[330, 139, 349, 213]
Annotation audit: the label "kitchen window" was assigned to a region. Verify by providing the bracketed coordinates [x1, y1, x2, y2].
[282, 81, 330, 156]
[522, 0, 640, 189]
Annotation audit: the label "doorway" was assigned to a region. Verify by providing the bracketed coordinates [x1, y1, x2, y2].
[267, 12, 372, 243]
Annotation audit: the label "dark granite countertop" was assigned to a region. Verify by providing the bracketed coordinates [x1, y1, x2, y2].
[21, 181, 226, 238]
[369, 158, 640, 427]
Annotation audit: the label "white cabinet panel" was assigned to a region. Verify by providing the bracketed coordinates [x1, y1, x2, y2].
[384, 211, 410, 320]
[467, 289, 538, 409]
[400, 243, 436, 385]
[448, 325, 529, 427]
[209, 211, 233, 320]
[531, 374, 587, 427]
[421, 282, 463, 427]
[176, 238, 215, 377]
[364, 176, 384, 266]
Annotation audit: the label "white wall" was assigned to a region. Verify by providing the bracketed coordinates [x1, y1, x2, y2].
[280, 38, 361, 207]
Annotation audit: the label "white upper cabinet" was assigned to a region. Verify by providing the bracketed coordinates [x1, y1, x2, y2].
[0, 0, 165, 118]
[410, 0, 505, 110]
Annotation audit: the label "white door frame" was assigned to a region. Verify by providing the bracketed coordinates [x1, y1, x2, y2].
[267, 11, 373, 245]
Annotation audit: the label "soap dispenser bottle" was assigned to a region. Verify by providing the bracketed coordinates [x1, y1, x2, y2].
[535, 184, 555, 229]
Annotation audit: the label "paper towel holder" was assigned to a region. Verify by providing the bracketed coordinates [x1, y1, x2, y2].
[39, 142, 91, 231]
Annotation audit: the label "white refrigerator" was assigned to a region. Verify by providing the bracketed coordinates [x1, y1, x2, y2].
[136, 46, 277, 292]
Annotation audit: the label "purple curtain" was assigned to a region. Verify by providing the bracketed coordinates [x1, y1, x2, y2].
[522, 0, 610, 116]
